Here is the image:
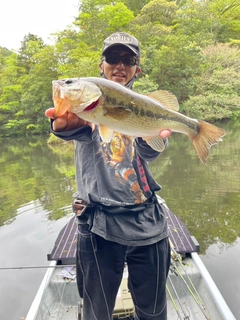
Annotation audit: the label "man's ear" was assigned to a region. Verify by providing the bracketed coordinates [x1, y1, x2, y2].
[99, 63, 104, 75]
[136, 66, 141, 77]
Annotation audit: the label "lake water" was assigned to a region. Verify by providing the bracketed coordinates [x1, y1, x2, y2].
[0, 120, 239, 319]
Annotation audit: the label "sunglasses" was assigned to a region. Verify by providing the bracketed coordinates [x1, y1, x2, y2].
[103, 53, 138, 67]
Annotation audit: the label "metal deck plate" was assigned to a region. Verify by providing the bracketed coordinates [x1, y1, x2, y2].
[48, 205, 199, 264]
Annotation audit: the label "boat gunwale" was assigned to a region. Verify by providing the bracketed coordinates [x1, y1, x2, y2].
[25, 260, 57, 320]
[191, 252, 236, 320]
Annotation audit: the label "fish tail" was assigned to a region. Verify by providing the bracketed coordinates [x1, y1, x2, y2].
[190, 120, 226, 163]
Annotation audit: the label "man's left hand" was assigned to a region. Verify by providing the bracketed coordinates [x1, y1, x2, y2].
[160, 130, 171, 139]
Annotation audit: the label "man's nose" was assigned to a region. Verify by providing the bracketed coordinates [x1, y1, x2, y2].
[116, 60, 125, 67]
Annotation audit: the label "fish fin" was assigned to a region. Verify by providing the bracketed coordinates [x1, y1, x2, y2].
[99, 125, 114, 143]
[53, 98, 72, 117]
[146, 90, 179, 111]
[189, 120, 226, 163]
[143, 136, 166, 152]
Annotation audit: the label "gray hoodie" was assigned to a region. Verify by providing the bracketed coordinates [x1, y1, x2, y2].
[51, 124, 169, 246]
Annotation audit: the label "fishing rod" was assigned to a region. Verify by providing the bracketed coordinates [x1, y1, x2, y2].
[0, 264, 75, 270]
[167, 251, 191, 319]
[169, 240, 212, 320]
[167, 274, 190, 320]
[166, 283, 185, 320]
[171, 258, 211, 319]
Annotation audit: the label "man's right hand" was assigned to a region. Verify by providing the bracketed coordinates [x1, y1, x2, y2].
[45, 108, 95, 132]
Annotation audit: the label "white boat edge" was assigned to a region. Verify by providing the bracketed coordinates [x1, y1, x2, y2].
[25, 260, 57, 320]
[191, 252, 236, 320]
[25, 253, 236, 320]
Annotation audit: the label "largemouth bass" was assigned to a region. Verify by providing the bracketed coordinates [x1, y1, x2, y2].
[52, 77, 226, 163]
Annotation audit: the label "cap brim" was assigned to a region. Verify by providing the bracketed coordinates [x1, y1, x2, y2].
[102, 43, 139, 55]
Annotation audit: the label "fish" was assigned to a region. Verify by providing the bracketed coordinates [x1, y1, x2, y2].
[52, 77, 226, 163]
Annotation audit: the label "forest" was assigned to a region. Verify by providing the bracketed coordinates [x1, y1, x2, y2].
[0, 0, 240, 137]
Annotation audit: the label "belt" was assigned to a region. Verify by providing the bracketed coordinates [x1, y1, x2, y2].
[72, 199, 93, 217]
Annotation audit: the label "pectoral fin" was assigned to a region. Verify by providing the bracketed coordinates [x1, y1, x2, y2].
[142, 136, 166, 152]
[99, 125, 114, 143]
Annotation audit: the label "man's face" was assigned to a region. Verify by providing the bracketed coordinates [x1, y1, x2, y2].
[100, 46, 140, 86]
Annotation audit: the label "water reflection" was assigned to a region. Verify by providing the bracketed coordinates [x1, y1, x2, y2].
[0, 135, 76, 225]
[0, 120, 240, 254]
[0, 203, 72, 320]
[0, 120, 240, 319]
[149, 120, 240, 252]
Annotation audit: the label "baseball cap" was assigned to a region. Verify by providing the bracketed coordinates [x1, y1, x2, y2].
[102, 32, 140, 55]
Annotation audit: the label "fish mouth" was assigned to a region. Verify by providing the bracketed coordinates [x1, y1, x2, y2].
[84, 99, 100, 111]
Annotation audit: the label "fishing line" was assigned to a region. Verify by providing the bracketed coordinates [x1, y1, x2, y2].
[0, 265, 75, 270]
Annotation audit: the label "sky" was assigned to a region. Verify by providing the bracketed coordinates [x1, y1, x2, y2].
[0, 0, 79, 51]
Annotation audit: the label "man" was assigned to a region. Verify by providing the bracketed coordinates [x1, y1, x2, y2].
[46, 32, 171, 320]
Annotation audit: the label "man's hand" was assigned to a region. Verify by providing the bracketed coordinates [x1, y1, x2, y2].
[159, 129, 171, 139]
[45, 108, 95, 132]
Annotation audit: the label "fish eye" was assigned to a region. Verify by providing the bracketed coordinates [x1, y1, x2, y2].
[65, 79, 72, 84]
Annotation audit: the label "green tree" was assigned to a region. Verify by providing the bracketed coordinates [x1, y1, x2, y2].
[181, 43, 240, 120]
[149, 35, 204, 101]
[54, 30, 100, 78]
[1, 0, 240, 137]
[0, 52, 25, 135]
[174, 0, 216, 46]
[133, 75, 158, 94]
[74, 0, 135, 49]
[130, 0, 177, 45]
[175, 0, 240, 45]
[0, 35, 59, 135]
[98, 3, 134, 34]
[208, 0, 240, 43]
[19, 44, 59, 134]
[17, 33, 46, 72]
[122, 0, 152, 15]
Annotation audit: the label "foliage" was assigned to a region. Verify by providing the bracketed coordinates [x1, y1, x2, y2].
[0, 0, 240, 137]
[181, 43, 240, 121]
[122, 0, 152, 15]
[148, 35, 205, 101]
[181, 93, 237, 121]
[133, 75, 158, 94]
[74, 0, 134, 49]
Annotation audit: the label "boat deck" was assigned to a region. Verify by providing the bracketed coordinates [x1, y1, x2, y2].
[32, 256, 226, 320]
[47, 204, 199, 265]
[26, 204, 237, 320]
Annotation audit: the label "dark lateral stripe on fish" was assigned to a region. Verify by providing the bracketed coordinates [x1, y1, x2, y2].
[104, 95, 125, 107]
[104, 94, 198, 133]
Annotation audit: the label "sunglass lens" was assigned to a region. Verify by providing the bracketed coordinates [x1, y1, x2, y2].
[122, 55, 136, 66]
[106, 53, 119, 64]
[105, 53, 137, 66]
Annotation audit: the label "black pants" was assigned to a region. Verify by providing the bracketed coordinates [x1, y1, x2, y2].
[76, 224, 170, 320]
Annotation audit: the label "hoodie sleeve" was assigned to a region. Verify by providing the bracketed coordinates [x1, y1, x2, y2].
[134, 137, 168, 162]
[49, 120, 98, 143]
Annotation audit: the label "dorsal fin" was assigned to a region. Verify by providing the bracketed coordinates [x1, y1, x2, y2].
[146, 90, 179, 111]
